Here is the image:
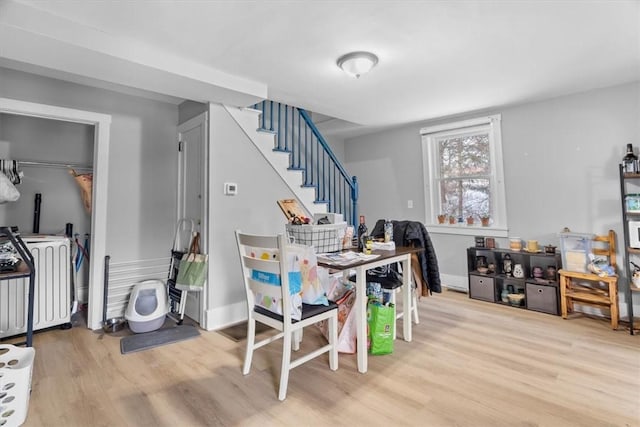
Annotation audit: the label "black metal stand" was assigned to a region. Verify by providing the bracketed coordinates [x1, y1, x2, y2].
[0, 226, 35, 347]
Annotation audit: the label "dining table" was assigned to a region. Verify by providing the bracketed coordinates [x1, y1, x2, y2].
[317, 245, 423, 373]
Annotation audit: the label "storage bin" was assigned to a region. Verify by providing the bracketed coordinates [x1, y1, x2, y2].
[469, 275, 495, 302]
[559, 232, 594, 273]
[0, 344, 36, 427]
[526, 282, 559, 315]
[286, 222, 347, 253]
[626, 194, 640, 213]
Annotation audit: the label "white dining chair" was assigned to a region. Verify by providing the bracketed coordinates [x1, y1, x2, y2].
[235, 230, 338, 401]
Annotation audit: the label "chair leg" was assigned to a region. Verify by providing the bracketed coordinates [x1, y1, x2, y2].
[329, 312, 338, 371]
[293, 330, 301, 351]
[243, 318, 256, 375]
[388, 289, 398, 340]
[411, 289, 420, 325]
[278, 329, 293, 401]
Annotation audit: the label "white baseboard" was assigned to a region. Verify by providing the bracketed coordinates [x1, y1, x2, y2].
[441, 273, 468, 292]
[203, 300, 247, 331]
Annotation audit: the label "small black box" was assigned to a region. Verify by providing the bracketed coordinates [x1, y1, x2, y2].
[475, 236, 485, 247]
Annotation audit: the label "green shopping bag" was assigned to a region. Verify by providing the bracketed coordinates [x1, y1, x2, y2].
[367, 299, 395, 355]
[175, 232, 208, 291]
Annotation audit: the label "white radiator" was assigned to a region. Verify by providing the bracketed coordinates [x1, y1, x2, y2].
[0, 235, 71, 339]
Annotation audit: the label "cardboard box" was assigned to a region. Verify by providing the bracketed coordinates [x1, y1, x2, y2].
[277, 199, 309, 222]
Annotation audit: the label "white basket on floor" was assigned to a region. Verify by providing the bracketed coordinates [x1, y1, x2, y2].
[0, 344, 36, 427]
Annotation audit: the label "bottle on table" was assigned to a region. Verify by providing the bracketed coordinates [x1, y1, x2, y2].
[623, 143, 638, 173]
[384, 219, 393, 243]
[357, 215, 367, 251]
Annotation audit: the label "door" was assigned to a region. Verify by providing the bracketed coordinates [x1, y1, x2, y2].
[177, 112, 208, 324]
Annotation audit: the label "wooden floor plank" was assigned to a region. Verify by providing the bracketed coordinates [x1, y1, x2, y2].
[10, 289, 640, 426]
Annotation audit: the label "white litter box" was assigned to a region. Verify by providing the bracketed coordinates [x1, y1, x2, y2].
[124, 280, 169, 333]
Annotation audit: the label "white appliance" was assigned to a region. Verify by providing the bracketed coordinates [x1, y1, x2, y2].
[629, 221, 640, 249]
[0, 235, 71, 339]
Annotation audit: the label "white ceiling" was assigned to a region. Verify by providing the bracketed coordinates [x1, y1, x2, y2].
[4, 0, 640, 137]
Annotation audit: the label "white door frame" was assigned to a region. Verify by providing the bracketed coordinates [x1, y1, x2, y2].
[0, 97, 111, 330]
[177, 112, 208, 325]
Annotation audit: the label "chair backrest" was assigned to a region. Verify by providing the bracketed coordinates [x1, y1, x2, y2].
[235, 231, 293, 322]
[593, 230, 616, 269]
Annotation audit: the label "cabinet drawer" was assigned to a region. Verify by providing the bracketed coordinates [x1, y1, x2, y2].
[469, 275, 495, 302]
[526, 282, 559, 315]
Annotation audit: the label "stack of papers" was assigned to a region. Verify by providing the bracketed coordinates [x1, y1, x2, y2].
[317, 252, 380, 266]
[372, 241, 395, 251]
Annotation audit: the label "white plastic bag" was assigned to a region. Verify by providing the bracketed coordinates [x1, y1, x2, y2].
[0, 171, 20, 203]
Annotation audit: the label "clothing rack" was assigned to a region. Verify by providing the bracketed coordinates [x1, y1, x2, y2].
[18, 160, 93, 171]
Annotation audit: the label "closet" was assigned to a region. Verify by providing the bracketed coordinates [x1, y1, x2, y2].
[0, 112, 94, 338]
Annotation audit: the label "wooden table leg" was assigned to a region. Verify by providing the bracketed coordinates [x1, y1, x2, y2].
[560, 275, 569, 319]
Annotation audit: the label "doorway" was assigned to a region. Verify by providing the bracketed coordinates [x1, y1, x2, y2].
[0, 97, 111, 330]
[177, 112, 208, 325]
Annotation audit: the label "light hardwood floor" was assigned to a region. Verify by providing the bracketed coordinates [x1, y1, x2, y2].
[10, 289, 640, 427]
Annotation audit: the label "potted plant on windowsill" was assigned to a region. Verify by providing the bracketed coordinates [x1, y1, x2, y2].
[448, 215, 457, 225]
[480, 215, 490, 227]
[437, 214, 447, 224]
[466, 216, 475, 225]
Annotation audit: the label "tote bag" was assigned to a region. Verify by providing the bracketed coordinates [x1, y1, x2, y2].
[175, 232, 208, 291]
[367, 300, 394, 355]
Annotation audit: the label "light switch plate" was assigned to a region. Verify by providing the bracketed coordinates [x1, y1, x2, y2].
[224, 182, 237, 195]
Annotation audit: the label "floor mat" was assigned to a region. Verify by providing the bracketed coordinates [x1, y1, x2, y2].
[120, 324, 200, 354]
[216, 322, 272, 342]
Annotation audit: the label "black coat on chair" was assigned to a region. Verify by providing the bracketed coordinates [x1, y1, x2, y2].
[372, 220, 442, 294]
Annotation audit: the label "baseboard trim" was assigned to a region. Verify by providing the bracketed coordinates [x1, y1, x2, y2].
[441, 273, 468, 292]
[203, 301, 247, 331]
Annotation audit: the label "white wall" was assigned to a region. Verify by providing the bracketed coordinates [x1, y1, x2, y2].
[0, 68, 309, 330]
[0, 67, 179, 264]
[0, 114, 93, 235]
[178, 100, 207, 125]
[205, 103, 302, 328]
[344, 82, 640, 315]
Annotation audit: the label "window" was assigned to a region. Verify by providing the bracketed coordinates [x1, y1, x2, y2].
[421, 115, 507, 236]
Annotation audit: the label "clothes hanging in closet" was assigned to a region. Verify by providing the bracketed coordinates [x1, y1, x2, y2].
[0, 160, 23, 184]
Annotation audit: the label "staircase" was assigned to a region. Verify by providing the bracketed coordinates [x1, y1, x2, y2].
[225, 101, 358, 226]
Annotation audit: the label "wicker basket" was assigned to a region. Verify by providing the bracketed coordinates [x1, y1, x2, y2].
[286, 222, 347, 253]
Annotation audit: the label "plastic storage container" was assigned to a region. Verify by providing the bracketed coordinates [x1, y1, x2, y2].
[559, 232, 594, 273]
[0, 344, 36, 427]
[625, 194, 640, 213]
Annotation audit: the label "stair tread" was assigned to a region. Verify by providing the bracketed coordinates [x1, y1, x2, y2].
[256, 128, 277, 134]
[228, 103, 351, 225]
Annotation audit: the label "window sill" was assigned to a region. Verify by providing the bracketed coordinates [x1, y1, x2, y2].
[426, 224, 508, 237]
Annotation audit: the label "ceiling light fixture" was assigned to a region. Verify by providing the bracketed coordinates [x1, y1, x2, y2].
[337, 51, 378, 78]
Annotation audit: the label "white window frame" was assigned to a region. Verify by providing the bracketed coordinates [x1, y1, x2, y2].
[421, 114, 508, 237]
